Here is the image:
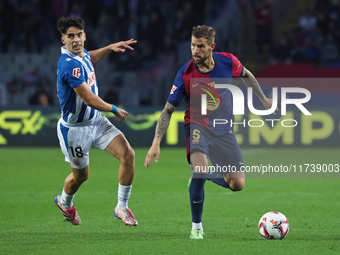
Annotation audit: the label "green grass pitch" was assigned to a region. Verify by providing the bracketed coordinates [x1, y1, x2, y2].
[1, 147, 340, 255]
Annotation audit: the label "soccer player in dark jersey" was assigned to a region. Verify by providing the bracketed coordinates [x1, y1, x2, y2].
[55, 16, 138, 226]
[144, 25, 276, 239]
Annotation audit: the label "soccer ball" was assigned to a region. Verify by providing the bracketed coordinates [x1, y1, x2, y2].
[258, 211, 289, 239]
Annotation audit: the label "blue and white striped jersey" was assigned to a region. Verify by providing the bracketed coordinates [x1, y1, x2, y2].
[57, 46, 100, 125]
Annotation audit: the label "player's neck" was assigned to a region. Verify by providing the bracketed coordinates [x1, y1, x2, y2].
[75, 51, 85, 59]
[69, 48, 85, 59]
[197, 57, 215, 73]
[65, 45, 85, 59]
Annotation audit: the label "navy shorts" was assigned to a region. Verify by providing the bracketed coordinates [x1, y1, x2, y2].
[185, 123, 244, 173]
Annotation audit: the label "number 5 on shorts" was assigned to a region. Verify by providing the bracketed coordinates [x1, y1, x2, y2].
[192, 129, 200, 144]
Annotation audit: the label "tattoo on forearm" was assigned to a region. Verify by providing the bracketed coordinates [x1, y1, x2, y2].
[155, 103, 175, 139]
[242, 71, 266, 101]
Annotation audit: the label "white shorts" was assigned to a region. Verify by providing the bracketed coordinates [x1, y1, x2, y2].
[57, 115, 122, 169]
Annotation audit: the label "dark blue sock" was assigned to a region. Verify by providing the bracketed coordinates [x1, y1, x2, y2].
[189, 176, 206, 223]
[208, 177, 231, 189]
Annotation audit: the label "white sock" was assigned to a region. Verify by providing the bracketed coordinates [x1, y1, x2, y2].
[192, 222, 203, 231]
[116, 184, 132, 209]
[61, 189, 75, 209]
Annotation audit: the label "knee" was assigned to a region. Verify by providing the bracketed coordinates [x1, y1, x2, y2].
[121, 147, 135, 165]
[226, 178, 245, 191]
[74, 173, 89, 185]
[79, 175, 89, 183]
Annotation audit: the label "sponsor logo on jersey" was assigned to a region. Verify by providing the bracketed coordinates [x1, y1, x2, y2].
[88, 71, 96, 87]
[170, 85, 177, 94]
[72, 68, 80, 78]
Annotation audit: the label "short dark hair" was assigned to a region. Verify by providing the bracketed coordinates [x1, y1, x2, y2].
[192, 25, 215, 44]
[57, 16, 85, 35]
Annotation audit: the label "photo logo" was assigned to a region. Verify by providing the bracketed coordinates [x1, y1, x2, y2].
[201, 84, 311, 116]
[193, 81, 223, 113]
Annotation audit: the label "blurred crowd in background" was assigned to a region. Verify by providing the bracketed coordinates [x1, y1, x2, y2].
[0, 0, 339, 107]
[273, 0, 340, 66]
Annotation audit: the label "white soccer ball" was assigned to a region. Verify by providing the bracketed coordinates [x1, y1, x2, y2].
[258, 211, 289, 239]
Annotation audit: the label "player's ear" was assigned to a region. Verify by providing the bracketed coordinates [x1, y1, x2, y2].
[84, 32, 86, 42]
[211, 43, 216, 51]
[61, 36, 65, 44]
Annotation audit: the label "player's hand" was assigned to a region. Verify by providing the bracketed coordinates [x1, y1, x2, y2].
[144, 144, 160, 168]
[115, 108, 128, 121]
[261, 97, 278, 115]
[110, 39, 137, 53]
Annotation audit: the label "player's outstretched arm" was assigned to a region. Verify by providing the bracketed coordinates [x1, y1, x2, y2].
[144, 102, 176, 167]
[89, 39, 137, 64]
[74, 82, 128, 119]
[241, 67, 278, 114]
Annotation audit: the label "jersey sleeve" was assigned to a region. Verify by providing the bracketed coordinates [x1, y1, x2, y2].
[230, 54, 244, 78]
[166, 70, 186, 107]
[61, 60, 86, 89]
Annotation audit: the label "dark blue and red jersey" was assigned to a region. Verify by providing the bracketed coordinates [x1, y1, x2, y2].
[167, 52, 244, 135]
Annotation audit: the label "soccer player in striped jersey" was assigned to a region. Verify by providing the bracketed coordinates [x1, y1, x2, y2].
[54, 16, 138, 226]
[145, 25, 276, 239]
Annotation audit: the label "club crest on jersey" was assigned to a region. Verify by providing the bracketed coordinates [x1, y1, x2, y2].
[170, 85, 177, 94]
[72, 68, 80, 78]
[88, 71, 96, 87]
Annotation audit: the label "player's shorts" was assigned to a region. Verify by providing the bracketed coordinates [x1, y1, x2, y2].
[185, 123, 244, 176]
[57, 115, 122, 169]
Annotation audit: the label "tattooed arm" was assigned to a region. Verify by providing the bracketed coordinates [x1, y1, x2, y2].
[241, 67, 277, 112]
[154, 102, 176, 141]
[144, 102, 176, 167]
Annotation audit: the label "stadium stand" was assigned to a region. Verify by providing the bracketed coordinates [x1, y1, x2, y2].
[0, 0, 338, 106]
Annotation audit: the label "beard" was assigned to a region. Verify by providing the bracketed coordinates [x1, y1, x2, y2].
[192, 55, 208, 65]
